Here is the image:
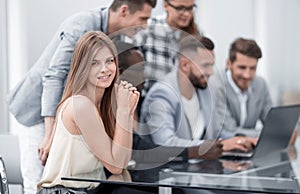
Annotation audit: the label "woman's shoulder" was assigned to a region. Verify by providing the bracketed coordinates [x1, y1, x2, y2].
[71, 95, 95, 111]
[72, 94, 91, 102]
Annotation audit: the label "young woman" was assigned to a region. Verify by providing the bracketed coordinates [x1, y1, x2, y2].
[37, 31, 140, 194]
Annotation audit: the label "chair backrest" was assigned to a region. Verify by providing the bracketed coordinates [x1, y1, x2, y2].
[1, 156, 9, 194]
[0, 134, 23, 185]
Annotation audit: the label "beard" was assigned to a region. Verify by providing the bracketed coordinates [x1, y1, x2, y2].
[189, 72, 208, 89]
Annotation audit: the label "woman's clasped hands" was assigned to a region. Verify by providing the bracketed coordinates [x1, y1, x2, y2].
[117, 80, 140, 116]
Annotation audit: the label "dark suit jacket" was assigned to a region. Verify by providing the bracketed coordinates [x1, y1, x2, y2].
[131, 134, 188, 163]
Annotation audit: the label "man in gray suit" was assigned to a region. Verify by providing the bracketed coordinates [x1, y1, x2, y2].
[210, 38, 272, 151]
[7, 1, 156, 193]
[140, 36, 217, 147]
[114, 40, 223, 164]
[139, 36, 246, 156]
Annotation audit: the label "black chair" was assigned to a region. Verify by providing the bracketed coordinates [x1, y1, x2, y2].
[0, 134, 23, 194]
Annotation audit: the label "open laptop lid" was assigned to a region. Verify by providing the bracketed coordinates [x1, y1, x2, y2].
[253, 104, 300, 159]
[222, 104, 300, 159]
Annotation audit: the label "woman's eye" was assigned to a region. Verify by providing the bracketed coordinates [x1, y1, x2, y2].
[92, 61, 98, 65]
[106, 57, 115, 64]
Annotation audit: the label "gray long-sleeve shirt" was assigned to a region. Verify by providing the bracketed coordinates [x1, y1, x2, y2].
[8, 7, 108, 126]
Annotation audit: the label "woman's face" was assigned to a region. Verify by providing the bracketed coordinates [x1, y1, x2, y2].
[165, 0, 195, 29]
[87, 47, 117, 90]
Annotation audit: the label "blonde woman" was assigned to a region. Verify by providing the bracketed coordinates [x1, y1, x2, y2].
[37, 31, 139, 194]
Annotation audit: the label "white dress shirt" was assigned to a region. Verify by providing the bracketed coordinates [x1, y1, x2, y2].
[227, 70, 252, 127]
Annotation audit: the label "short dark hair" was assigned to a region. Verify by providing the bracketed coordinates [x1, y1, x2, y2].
[179, 35, 214, 54]
[114, 41, 140, 71]
[229, 38, 262, 63]
[110, 0, 157, 13]
[114, 41, 145, 94]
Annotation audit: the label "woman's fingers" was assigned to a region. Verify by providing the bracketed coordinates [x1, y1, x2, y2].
[128, 86, 137, 92]
[120, 80, 138, 94]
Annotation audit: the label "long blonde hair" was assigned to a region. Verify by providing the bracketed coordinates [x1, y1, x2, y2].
[57, 31, 118, 138]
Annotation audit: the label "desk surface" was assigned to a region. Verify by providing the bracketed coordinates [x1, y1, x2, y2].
[62, 139, 300, 193]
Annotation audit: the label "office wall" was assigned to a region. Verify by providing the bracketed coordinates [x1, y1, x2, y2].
[254, 0, 300, 102]
[7, 0, 300, 132]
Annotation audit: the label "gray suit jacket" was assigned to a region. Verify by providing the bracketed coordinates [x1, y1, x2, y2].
[8, 7, 108, 126]
[139, 70, 220, 147]
[210, 70, 272, 138]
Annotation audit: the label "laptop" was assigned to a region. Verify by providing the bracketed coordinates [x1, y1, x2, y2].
[221, 104, 300, 159]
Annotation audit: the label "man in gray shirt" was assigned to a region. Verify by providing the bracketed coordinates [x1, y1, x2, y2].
[210, 38, 272, 151]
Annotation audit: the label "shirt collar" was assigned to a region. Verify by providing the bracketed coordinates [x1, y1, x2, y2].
[100, 7, 109, 34]
[226, 70, 252, 95]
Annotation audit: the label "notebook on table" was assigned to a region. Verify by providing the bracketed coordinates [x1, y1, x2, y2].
[221, 104, 300, 159]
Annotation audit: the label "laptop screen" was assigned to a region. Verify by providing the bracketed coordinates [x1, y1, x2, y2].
[253, 104, 300, 159]
[221, 104, 300, 159]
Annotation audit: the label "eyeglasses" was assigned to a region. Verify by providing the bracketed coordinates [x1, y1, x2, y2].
[166, 1, 196, 14]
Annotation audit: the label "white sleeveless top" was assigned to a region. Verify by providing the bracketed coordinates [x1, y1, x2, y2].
[38, 98, 105, 190]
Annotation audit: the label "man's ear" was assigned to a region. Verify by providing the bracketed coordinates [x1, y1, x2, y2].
[226, 59, 231, 70]
[180, 56, 190, 72]
[163, 1, 168, 10]
[119, 68, 124, 75]
[118, 5, 129, 18]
